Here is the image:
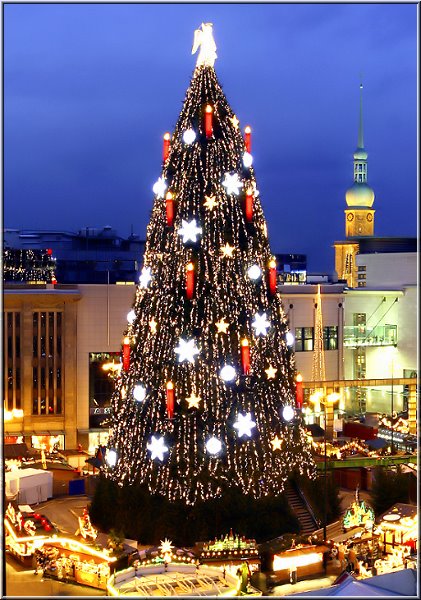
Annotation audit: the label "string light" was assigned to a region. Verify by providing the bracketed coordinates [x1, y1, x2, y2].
[105, 54, 316, 504]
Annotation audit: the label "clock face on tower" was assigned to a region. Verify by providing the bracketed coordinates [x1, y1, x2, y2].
[367, 213, 373, 222]
[347, 213, 354, 222]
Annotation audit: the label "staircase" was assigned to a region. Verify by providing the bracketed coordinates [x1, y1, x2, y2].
[285, 481, 319, 536]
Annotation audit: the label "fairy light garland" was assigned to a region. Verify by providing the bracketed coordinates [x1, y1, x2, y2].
[105, 59, 316, 504]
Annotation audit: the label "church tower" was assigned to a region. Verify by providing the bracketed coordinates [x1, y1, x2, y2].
[334, 83, 375, 287]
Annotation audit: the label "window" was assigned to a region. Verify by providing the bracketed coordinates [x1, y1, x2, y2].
[357, 265, 366, 272]
[3, 312, 21, 412]
[295, 327, 314, 352]
[323, 326, 338, 351]
[89, 352, 120, 429]
[32, 311, 63, 415]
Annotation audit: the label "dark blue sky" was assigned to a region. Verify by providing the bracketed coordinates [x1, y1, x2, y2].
[4, 3, 417, 271]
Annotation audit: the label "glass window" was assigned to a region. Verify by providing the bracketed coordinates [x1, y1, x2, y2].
[89, 352, 120, 428]
[294, 327, 314, 352]
[323, 326, 338, 351]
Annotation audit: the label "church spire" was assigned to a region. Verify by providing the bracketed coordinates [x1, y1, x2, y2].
[357, 82, 364, 150]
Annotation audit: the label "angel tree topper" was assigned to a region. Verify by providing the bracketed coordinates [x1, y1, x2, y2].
[192, 22, 217, 67]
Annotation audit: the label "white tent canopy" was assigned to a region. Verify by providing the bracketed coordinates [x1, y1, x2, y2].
[5, 468, 53, 504]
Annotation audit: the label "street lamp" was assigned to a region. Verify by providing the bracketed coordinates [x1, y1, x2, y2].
[389, 345, 397, 455]
[309, 390, 340, 542]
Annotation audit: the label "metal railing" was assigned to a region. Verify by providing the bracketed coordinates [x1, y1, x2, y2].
[343, 324, 397, 348]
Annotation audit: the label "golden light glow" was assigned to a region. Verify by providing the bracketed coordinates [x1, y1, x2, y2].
[326, 392, 340, 405]
[268, 259, 276, 269]
[205, 104, 213, 113]
[271, 436, 283, 451]
[166, 381, 174, 390]
[123, 337, 130, 345]
[185, 392, 201, 409]
[244, 126, 251, 134]
[273, 551, 322, 571]
[241, 338, 249, 347]
[220, 243, 235, 258]
[265, 365, 277, 379]
[159, 538, 174, 554]
[229, 115, 239, 129]
[163, 132, 171, 141]
[216, 319, 229, 334]
[186, 262, 194, 272]
[296, 373, 303, 383]
[166, 191, 173, 200]
[204, 195, 217, 210]
[149, 317, 158, 334]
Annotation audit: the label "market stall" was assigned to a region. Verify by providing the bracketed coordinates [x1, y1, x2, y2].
[5, 468, 53, 504]
[34, 537, 117, 590]
[272, 544, 330, 583]
[377, 503, 417, 555]
[196, 530, 260, 577]
[4, 503, 58, 565]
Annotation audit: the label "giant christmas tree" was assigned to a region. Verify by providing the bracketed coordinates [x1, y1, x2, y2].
[104, 23, 316, 507]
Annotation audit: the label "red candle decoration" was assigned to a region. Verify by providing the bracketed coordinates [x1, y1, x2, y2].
[122, 336, 131, 372]
[186, 262, 195, 300]
[295, 373, 304, 409]
[205, 104, 213, 138]
[163, 132, 171, 161]
[268, 259, 277, 295]
[166, 381, 175, 419]
[245, 188, 253, 222]
[244, 126, 252, 153]
[241, 339, 251, 375]
[166, 191, 174, 226]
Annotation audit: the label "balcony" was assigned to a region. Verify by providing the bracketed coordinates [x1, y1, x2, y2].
[344, 324, 397, 348]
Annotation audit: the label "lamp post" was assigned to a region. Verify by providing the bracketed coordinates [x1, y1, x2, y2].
[310, 390, 340, 542]
[390, 345, 397, 455]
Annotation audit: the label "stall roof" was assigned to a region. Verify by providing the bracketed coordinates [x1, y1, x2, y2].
[289, 569, 417, 597]
[378, 503, 417, 522]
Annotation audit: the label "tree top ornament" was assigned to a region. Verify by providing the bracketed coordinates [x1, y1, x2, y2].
[192, 22, 217, 67]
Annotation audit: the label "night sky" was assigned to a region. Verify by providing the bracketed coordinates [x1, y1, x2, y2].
[4, 3, 417, 272]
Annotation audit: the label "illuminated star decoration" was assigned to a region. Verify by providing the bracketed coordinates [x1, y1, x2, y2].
[251, 181, 260, 198]
[229, 115, 240, 129]
[185, 392, 201, 409]
[271, 435, 283, 451]
[265, 365, 277, 379]
[233, 412, 256, 438]
[139, 267, 152, 288]
[178, 219, 203, 243]
[222, 172, 243, 196]
[160, 538, 174, 554]
[216, 319, 229, 334]
[220, 243, 235, 258]
[149, 317, 157, 334]
[152, 176, 167, 198]
[204, 195, 218, 211]
[175, 338, 200, 363]
[252, 312, 271, 336]
[147, 435, 169, 461]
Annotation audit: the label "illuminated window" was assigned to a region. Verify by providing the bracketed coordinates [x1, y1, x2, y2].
[32, 311, 62, 415]
[89, 352, 119, 429]
[295, 327, 314, 352]
[323, 326, 338, 351]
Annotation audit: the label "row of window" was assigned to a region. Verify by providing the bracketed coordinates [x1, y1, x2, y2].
[4, 311, 63, 415]
[4, 313, 340, 417]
